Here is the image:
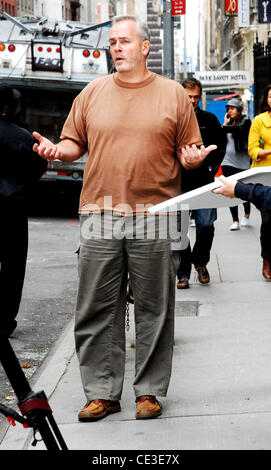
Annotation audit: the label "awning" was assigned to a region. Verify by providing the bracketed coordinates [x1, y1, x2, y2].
[213, 93, 240, 101]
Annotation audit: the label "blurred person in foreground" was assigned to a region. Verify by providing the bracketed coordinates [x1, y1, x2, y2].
[0, 85, 47, 337]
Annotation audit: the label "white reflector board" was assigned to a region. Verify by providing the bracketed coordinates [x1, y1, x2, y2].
[148, 167, 271, 213]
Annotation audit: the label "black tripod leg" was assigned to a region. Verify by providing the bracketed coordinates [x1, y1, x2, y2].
[0, 333, 68, 450]
[30, 416, 63, 450]
[46, 413, 68, 450]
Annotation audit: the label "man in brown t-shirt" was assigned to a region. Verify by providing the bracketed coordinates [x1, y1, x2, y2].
[33, 15, 216, 421]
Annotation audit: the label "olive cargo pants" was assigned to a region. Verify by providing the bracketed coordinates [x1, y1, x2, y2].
[75, 213, 180, 401]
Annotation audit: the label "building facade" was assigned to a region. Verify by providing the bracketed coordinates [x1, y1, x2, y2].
[198, 0, 271, 117]
[0, 0, 17, 16]
[15, 0, 148, 24]
[17, 0, 34, 16]
[65, 0, 80, 21]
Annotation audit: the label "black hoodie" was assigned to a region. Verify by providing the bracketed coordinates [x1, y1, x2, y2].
[0, 118, 47, 200]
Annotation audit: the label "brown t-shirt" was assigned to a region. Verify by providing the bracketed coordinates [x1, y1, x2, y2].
[61, 72, 202, 214]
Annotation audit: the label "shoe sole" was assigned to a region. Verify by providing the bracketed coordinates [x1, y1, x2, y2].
[198, 279, 210, 284]
[78, 404, 121, 422]
[136, 409, 162, 419]
[196, 273, 210, 285]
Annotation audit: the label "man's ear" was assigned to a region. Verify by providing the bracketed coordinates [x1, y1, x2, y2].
[142, 40, 150, 57]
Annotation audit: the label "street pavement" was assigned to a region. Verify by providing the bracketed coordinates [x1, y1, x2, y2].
[1, 204, 271, 453]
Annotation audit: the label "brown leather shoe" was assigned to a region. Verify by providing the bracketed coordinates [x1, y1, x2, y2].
[78, 399, 121, 422]
[263, 259, 271, 280]
[135, 395, 162, 419]
[196, 266, 210, 284]
[177, 277, 189, 289]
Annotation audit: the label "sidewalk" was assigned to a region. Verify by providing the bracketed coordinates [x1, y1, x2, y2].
[1, 205, 271, 451]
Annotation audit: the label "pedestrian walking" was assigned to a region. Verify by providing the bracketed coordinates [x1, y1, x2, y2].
[177, 78, 226, 289]
[248, 84, 271, 280]
[0, 85, 47, 337]
[32, 15, 217, 421]
[221, 98, 252, 231]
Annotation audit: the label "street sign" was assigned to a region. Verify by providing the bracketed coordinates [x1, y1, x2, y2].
[225, 0, 238, 16]
[258, 0, 271, 23]
[171, 0, 186, 16]
[238, 0, 250, 27]
[194, 70, 251, 87]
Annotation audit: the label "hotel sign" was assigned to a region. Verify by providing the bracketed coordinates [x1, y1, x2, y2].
[194, 70, 251, 86]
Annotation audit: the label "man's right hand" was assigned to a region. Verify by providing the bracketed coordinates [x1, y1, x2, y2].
[32, 131, 62, 160]
[213, 175, 236, 198]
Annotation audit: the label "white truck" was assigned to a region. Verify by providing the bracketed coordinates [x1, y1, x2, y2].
[0, 12, 113, 185]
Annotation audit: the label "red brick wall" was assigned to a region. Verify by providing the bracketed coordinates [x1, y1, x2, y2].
[1, 0, 17, 16]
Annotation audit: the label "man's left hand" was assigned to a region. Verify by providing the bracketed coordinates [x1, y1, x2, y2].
[180, 144, 217, 169]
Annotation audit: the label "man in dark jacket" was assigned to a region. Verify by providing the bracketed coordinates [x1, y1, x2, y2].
[177, 78, 226, 288]
[0, 85, 47, 337]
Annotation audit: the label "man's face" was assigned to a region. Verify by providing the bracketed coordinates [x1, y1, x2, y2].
[109, 20, 149, 74]
[184, 86, 201, 110]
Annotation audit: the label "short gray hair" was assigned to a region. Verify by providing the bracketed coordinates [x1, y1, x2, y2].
[111, 15, 150, 42]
